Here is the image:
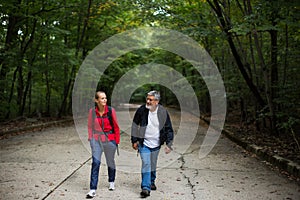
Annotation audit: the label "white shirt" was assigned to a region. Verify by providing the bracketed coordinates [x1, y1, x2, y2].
[144, 106, 160, 148]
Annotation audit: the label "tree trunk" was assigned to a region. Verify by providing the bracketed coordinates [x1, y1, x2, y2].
[44, 20, 51, 117]
[6, 67, 19, 118]
[17, 63, 24, 116]
[1, 8, 22, 119]
[45, 70, 51, 116]
[21, 71, 32, 115]
[268, 18, 279, 134]
[19, 19, 37, 116]
[207, 0, 266, 108]
[0, 14, 20, 90]
[58, 0, 92, 117]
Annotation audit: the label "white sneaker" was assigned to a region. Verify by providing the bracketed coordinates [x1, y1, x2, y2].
[109, 182, 115, 191]
[86, 190, 96, 198]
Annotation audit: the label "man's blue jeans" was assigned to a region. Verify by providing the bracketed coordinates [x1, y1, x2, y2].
[139, 144, 160, 191]
[89, 138, 117, 190]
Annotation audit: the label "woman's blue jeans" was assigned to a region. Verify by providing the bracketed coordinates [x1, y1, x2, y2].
[89, 138, 117, 190]
[139, 144, 160, 191]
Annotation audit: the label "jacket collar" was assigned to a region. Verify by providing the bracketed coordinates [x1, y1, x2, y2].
[95, 105, 108, 115]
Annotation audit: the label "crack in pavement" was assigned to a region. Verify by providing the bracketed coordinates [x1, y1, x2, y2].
[178, 155, 196, 200]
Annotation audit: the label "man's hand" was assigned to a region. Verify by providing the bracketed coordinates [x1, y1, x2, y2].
[164, 146, 171, 154]
[132, 142, 138, 150]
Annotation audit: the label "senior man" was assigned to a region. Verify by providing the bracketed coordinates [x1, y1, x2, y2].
[131, 90, 174, 198]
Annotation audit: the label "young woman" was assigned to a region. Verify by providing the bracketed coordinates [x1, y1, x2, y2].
[86, 91, 120, 199]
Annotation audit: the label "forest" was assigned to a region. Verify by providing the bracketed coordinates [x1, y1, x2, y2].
[0, 0, 299, 158]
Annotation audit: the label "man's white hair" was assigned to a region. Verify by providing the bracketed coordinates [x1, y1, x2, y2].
[147, 90, 160, 101]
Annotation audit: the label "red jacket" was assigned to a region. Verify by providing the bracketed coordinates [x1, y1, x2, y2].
[88, 105, 120, 144]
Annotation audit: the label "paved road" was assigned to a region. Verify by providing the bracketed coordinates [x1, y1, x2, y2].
[0, 109, 299, 200]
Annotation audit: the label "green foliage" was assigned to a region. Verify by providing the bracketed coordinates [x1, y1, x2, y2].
[0, 0, 299, 136]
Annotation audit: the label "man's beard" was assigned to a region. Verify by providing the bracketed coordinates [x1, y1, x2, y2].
[146, 104, 154, 110]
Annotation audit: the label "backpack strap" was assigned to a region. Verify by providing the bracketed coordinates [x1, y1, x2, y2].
[107, 106, 115, 133]
[92, 107, 96, 134]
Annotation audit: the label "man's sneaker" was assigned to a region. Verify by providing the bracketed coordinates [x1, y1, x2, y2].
[109, 182, 115, 191]
[86, 190, 96, 199]
[151, 184, 157, 190]
[140, 189, 150, 198]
